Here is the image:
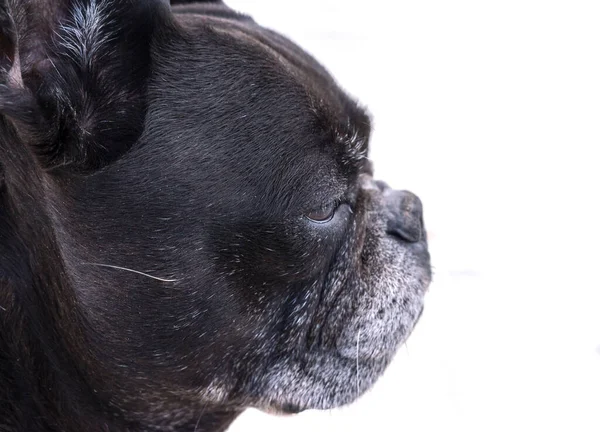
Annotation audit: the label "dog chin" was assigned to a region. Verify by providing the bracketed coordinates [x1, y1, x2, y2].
[250, 351, 390, 412]
[251, 320, 423, 412]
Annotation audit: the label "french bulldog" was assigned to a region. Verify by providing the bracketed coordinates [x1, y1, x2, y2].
[0, 0, 431, 430]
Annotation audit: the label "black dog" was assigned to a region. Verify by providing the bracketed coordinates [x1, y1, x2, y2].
[0, 0, 431, 430]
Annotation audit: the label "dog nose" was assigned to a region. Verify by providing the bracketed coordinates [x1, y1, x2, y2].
[382, 188, 424, 243]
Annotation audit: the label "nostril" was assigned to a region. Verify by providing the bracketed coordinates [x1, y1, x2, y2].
[387, 218, 422, 243]
[384, 190, 424, 243]
[375, 180, 390, 191]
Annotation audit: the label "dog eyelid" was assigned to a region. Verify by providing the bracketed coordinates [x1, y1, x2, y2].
[305, 201, 338, 223]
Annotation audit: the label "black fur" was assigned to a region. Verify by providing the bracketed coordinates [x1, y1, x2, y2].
[0, 1, 431, 431]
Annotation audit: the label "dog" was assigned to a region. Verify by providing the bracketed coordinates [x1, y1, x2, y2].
[0, 0, 431, 430]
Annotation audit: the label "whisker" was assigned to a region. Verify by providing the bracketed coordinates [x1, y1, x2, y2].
[81, 262, 179, 282]
[356, 329, 361, 398]
[194, 403, 208, 432]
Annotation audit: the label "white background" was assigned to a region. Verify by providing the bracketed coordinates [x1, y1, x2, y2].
[225, 1, 600, 431]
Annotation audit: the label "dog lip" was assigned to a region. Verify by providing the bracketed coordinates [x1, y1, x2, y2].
[258, 403, 305, 416]
[416, 303, 425, 324]
[305, 281, 347, 351]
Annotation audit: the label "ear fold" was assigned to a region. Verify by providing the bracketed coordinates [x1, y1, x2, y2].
[0, 2, 17, 81]
[0, 0, 170, 172]
[0, 1, 52, 150]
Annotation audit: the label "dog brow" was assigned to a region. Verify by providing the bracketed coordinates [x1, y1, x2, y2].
[337, 125, 368, 162]
[334, 110, 371, 166]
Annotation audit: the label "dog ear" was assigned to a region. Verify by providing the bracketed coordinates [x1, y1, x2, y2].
[0, 0, 170, 172]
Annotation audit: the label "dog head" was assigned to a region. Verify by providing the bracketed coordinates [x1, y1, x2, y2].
[0, 0, 431, 429]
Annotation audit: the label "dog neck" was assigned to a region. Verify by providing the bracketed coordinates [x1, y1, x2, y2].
[0, 124, 243, 431]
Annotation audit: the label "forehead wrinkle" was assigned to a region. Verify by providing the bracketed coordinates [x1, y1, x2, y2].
[176, 14, 371, 180]
[178, 13, 372, 142]
[188, 15, 359, 124]
[199, 17, 328, 89]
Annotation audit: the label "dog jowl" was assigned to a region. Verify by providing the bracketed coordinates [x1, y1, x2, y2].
[0, 0, 431, 430]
